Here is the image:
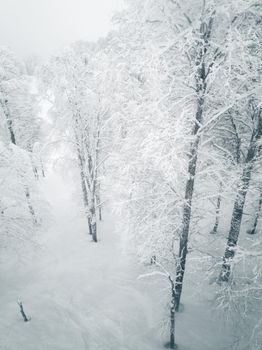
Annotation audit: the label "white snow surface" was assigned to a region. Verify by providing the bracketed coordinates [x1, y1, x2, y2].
[0, 172, 232, 350]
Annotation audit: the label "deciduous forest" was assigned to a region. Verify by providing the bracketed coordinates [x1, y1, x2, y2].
[0, 1, 261, 349]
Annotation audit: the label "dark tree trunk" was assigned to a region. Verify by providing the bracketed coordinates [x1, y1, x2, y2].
[33, 166, 39, 180]
[5, 101, 16, 145]
[174, 133, 201, 311]
[91, 221, 97, 242]
[88, 217, 92, 236]
[25, 187, 37, 225]
[220, 114, 261, 282]
[170, 278, 176, 349]
[17, 302, 30, 322]
[90, 200, 97, 242]
[165, 277, 177, 349]
[173, 15, 216, 310]
[174, 67, 205, 312]
[211, 181, 223, 234]
[8, 119, 16, 145]
[0, 98, 16, 145]
[248, 190, 262, 235]
[150, 255, 157, 265]
[230, 115, 241, 164]
[29, 152, 39, 181]
[173, 12, 221, 310]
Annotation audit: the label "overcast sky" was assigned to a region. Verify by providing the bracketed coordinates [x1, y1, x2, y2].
[0, 0, 124, 58]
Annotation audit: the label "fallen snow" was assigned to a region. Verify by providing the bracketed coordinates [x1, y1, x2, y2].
[0, 172, 234, 350]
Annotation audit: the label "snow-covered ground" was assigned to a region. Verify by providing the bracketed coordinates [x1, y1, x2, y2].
[0, 172, 233, 350]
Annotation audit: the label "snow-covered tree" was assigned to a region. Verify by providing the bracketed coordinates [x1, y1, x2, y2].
[0, 47, 46, 255]
[107, 0, 262, 347]
[40, 42, 112, 242]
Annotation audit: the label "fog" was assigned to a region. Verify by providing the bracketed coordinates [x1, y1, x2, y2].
[0, 0, 124, 58]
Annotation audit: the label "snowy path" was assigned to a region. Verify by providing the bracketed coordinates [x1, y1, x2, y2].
[0, 173, 162, 350]
[0, 172, 233, 350]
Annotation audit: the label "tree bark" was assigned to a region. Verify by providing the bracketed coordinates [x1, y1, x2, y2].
[174, 134, 201, 311]
[230, 115, 241, 164]
[174, 56, 206, 312]
[25, 187, 37, 225]
[72, 110, 94, 236]
[164, 276, 177, 349]
[96, 185, 102, 221]
[90, 197, 97, 242]
[76, 144, 92, 235]
[1, 98, 16, 145]
[17, 301, 30, 322]
[248, 189, 262, 235]
[99, 206, 102, 221]
[169, 278, 176, 349]
[211, 181, 222, 234]
[220, 113, 261, 282]
[174, 15, 216, 310]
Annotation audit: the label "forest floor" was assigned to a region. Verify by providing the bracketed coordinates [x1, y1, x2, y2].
[0, 172, 234, 350]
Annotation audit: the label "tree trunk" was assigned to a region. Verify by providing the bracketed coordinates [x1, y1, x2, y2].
[78, 153, 88, 207]
[8, 119, 16, 145]
[29, 152, 39, 180]
[90, 198, 97, 242]
[76, 149, 92, 235]
[248, 189, 262, 235]
[219, 120, 261, 282]
[96, 191, 102, 221]
[170, 278, 176, 349]
[95, 182, 102, 221]
[165, 277, 177, 349]
[33, 166, 39, 180]
[174, 15, 215, 310]
[88, 217, 92, 236]
[174, 133, 201, 311]
[41, 160, 45, 178]
[73, 113, 93, 236]
[211, 181, 222, 234]
[25, 187, 37, 225]
[174, 79, 205, 311]
[17, 302, 30, 322]
[230, 115, 241, 164]
[2, 99, 16, 145]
